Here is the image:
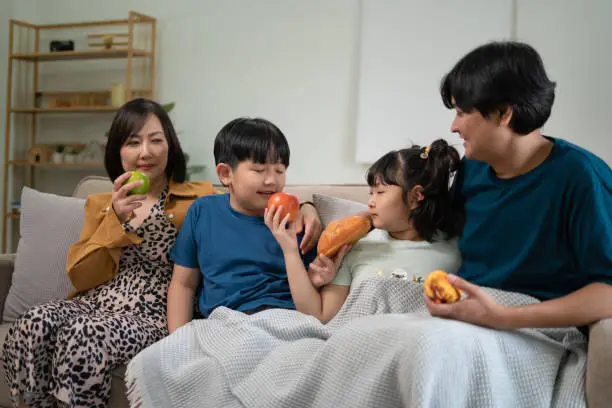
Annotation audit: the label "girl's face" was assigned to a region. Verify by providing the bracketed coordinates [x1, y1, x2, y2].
[367, 181, 413, 233]
[120, 113, 169, 186]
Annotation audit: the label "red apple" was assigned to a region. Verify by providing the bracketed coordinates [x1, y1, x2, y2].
[267, 192, 299, 222]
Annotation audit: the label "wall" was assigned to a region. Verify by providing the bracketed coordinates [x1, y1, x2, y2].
[9, 0, 368, 190]
[5, 0, 612, 184]
[354, 0, 612, 165]
[516, 0, 612, 158]
[354, 0, 513, 163]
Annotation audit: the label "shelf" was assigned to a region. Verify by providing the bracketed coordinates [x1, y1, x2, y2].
[3, 10, 156, 253]
[12, 49, 152, 62]
[37, 89, 150, 96]
[8, 161, 104, 167]
[11, 107, 118, 113]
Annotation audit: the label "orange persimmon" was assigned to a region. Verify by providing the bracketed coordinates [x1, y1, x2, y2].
[424, 270, 462, 304]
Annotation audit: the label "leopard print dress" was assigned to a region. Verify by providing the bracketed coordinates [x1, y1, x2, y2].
[3, 188, 177, 408]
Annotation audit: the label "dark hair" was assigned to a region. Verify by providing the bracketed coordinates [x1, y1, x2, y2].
[104, 98, 186, 182]
[366, 139, 461, 241]
[213, 117, 290, 169]
[440, 41, 556, 135]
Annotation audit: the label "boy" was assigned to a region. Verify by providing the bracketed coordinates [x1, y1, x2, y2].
[166, 117, 319, 333]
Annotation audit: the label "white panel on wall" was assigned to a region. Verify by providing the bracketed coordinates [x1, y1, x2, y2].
[355, 0, 513, 163]
[516, 0, 612, 164]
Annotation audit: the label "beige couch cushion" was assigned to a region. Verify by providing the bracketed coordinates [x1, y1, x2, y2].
[313, 194, 368, 226]
[72, 175, 113, 198]
[283, 185, 369, 204]
[2, 188, 84, 322]
[587, 319, 612, 408]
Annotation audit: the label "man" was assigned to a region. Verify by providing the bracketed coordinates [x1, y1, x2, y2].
[427, 41, 612, 331]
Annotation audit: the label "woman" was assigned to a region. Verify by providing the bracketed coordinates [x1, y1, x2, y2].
[2, 98, 322, 408]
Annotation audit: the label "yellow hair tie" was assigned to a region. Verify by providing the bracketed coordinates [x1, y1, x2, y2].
[420, 145, 431, 159]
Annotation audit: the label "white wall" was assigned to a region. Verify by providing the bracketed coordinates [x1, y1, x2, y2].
[354, 0, 612, 165]
[9, 0, 368, 190]
[4, 0, 612, 189]
[516, 0, 612, 159]
[355, 0, 513, 163]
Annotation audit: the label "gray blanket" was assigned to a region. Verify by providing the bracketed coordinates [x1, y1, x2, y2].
[125, 278, 588, 408]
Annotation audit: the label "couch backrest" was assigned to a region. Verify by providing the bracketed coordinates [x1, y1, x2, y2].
[72, 176, 113, 198]
[72, 176, 370, 204]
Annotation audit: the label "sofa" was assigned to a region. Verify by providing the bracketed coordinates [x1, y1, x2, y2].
[0, 175, 610, 407]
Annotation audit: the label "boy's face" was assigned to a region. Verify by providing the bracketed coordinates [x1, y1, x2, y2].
[217, 159, 287, 216]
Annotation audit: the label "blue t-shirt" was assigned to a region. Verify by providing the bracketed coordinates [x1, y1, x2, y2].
[171, 193, 317, 317]
[454, 137, 612, 301]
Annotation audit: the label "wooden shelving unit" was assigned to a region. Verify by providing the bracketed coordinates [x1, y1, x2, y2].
[8, 160, 105, 167]
[12, 49, 152, 62]
[11, 107, 120, 113]
[3, 11, 157, 252]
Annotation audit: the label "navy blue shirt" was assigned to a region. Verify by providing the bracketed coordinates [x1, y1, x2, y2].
[171, 193, 317, 317]
[454, 138, 612, 301]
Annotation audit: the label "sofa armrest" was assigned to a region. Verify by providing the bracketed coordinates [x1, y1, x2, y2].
[587, 318, 612, 408]
[0, 253, 15, 323]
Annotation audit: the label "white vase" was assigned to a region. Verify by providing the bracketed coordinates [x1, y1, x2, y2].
[51, 152, 63, 163]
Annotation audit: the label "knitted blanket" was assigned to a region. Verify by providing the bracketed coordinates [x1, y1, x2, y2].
[126, 278, 587, 408]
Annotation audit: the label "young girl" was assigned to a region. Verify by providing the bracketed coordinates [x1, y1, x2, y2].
[265, 139, 463, 323]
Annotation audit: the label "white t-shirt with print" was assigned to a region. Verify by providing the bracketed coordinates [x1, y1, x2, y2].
[331, 229, 462, 289]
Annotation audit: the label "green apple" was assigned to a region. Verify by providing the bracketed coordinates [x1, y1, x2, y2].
[125, 171, 150, 195]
